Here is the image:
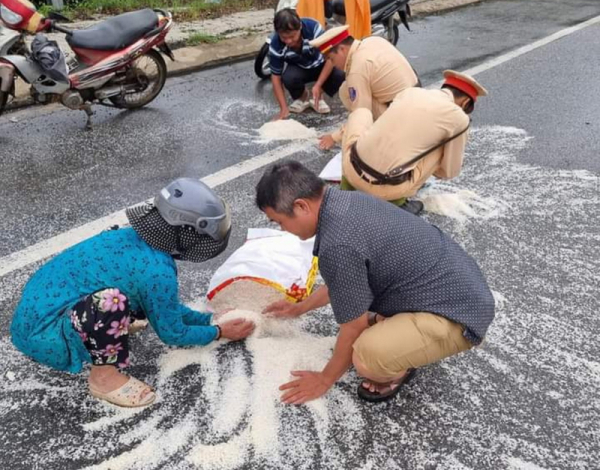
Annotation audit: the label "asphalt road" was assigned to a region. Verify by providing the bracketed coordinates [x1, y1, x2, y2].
[0, 0, 599, 469]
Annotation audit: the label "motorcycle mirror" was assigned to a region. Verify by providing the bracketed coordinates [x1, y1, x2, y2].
[48, 11, 73, 23]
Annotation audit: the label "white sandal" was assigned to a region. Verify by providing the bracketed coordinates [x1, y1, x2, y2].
[309, 98, 331, 114]
[89, 376, 156, 408]
[289, 98, 311, 113]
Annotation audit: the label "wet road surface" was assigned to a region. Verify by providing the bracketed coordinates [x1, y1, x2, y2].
[0, 1, 599, 469]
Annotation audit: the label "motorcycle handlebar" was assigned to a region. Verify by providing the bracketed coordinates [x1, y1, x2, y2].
[51, 22, 73, 35]
[48, 11, 73, 23]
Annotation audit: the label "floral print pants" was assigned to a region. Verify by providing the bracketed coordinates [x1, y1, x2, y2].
[70, 288, 132, 368]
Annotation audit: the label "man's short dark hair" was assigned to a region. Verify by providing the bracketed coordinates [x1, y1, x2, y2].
[274, 8, 302, 33]
[256, 161, 325, 215]
[442, 85, 475, 114]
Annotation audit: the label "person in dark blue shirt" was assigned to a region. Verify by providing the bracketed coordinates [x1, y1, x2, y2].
[269, 8, 345, 120]
[257, 161, 495, 404]
[11, 178, 255, 408]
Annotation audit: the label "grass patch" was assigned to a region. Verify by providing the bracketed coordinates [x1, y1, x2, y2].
[186, 31, 223, 45]
[38, 4, 54, 17]
[65, 0, 275, 22]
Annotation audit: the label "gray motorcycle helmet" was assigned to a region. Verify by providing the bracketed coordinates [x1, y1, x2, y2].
[126, 178, 231, 262]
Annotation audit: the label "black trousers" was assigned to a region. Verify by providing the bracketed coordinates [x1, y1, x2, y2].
[70, 288, 138, 368]
[281, 63, 345, 100]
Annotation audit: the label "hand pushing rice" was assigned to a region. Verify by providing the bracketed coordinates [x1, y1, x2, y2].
[216, 308, 302, 339]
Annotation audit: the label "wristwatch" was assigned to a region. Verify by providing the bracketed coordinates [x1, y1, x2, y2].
[367, 312, 379, 327]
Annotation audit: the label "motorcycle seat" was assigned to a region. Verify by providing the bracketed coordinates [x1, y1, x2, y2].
[66, 9, 158, 51]
[331, 0, 404, 17]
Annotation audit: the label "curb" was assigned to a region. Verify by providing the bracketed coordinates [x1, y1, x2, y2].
[412, 0, 480, 17]
[167, 0, 483, 75]
[6, 0, 480, 111]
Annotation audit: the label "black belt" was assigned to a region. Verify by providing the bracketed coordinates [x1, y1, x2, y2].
[350, 143, 413, 186]
[349, 120, 471, 186]
[384, 76, 422, 107]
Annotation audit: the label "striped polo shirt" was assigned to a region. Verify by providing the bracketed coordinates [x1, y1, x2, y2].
[269, 18, 325, 75]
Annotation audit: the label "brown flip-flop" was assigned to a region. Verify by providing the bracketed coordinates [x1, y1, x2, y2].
[357, 369, 417, 403]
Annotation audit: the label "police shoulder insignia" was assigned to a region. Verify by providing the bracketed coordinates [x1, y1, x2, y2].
[349, 87, 357, 101]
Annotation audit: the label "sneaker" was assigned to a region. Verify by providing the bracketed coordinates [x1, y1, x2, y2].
[399, 200, 424, 216]
[309, 98, 331, 114]
[289, 98, 311, 113]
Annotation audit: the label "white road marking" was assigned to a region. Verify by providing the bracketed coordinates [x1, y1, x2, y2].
[430, 14, 600, 87]
[0, 140, 314, 277]
[463, 14, 600, 76]
[2, 13, 600, 277]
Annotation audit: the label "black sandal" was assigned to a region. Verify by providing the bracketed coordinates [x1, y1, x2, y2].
[357, 369, 417, 403]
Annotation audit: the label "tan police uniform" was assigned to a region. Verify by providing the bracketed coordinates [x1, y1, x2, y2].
[343, 36, 418, 114]
[332, 36, 419, 142]
[342, 87, 471, 201]
[309, 27, 419, 143]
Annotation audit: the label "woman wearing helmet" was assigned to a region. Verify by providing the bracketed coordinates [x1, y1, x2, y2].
[10, 178, 254, 407]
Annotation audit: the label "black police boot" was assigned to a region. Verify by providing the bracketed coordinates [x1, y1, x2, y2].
[399, 200, 424, 216]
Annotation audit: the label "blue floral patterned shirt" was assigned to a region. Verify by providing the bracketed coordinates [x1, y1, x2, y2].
[11, 228, 217, 373]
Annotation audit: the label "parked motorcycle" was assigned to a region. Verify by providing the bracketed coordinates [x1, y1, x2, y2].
[254, 0, 411, 80]
[0, 0, 175, 129]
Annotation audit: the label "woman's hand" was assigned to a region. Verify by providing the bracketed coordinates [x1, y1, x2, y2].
[218, 319, 255, 341]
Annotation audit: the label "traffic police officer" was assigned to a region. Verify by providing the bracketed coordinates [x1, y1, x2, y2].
[341, 70, 488, 214]
[309, 25, 419, 149]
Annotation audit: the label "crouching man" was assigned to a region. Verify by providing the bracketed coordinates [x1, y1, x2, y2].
[341, 70, 488, 215]
[256, 161, 495, 403]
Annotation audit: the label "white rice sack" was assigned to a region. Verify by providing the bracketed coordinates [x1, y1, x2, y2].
[209, 279, 287, 316]
[207, 229, 318, 314]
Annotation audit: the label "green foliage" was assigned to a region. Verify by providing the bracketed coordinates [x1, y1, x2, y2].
[186, 31, 223, 45]
[66, 0, 273, 21]
[38, 4, 54, 16]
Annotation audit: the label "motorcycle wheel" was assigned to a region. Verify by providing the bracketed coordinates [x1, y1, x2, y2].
[388, 24, 400, 46]
[254, 43, 271, 80]
[110, 49, 167, 109]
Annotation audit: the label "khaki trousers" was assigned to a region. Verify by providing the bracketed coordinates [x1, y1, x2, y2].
[353, 312, 472, 380]
[339, 176, 407, 207]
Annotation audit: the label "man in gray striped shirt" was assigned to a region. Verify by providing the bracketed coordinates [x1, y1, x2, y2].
[269, 9, 345, 120]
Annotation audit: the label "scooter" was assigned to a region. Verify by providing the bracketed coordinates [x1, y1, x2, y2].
[0, 0, 175, 129]
[254, 0, 411, 80]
